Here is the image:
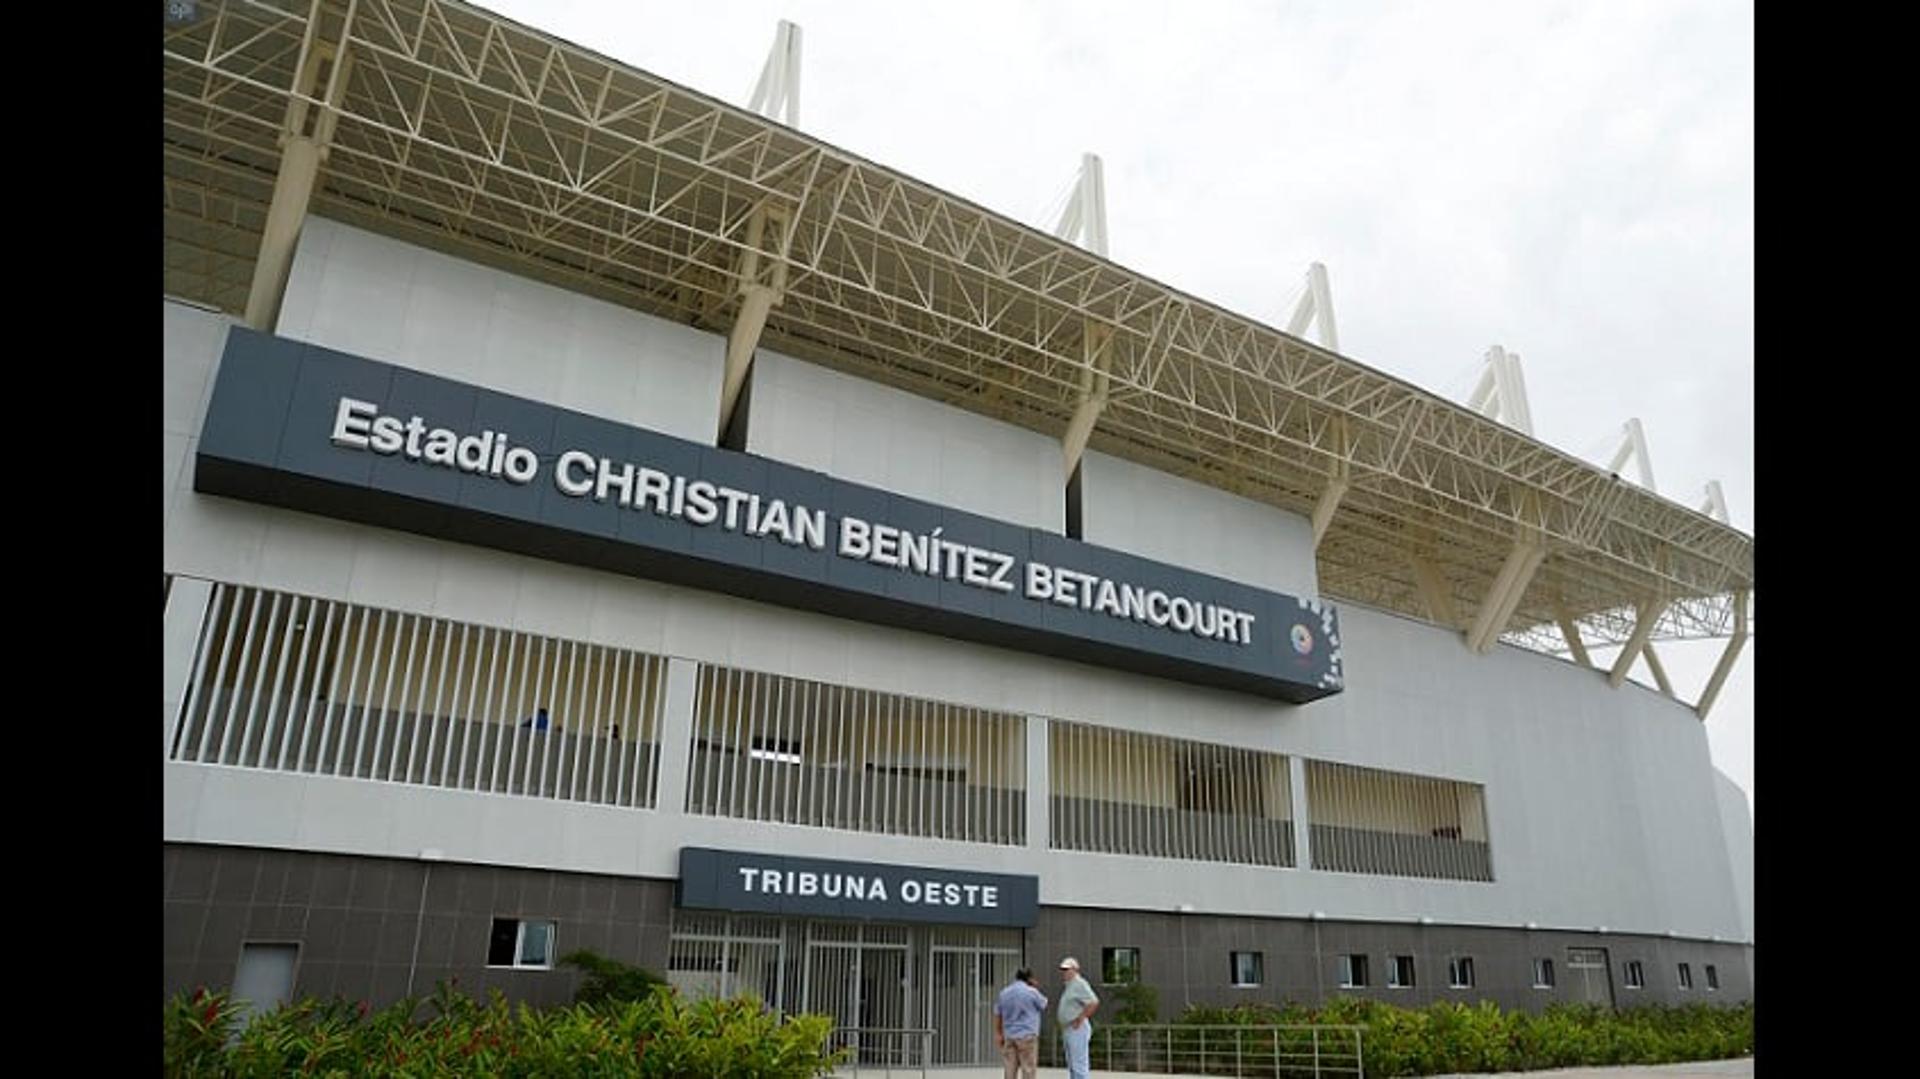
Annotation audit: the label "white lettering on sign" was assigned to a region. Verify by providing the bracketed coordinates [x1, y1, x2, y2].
[729, 864, 1009, 910]
[325, 396, 1275, 651]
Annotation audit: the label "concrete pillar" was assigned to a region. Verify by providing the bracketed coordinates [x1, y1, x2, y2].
[1027, 716, 1050, 855]
[1289, 755, 1312, 870]
[163, 578, 216, 758]
[652, 657, 700, 816]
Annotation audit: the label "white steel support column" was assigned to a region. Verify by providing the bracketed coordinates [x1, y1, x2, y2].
[1641, 643, 1676, 697]
[1286, 263, 1340, 351]
[1311, 474, 1348, 549]
[1466, 538, 1547, 654]
[244, 30, 351, 331]
[245, 138, 323, 330]
[1695, 590, 1750, 720]
[163, 578, 216, 757]
[1027, 716, 1050, 855]
[1552, 602, 1594, 669]
[716, 206, 790, 440]
[1289, 755, 1312, 870]
[1700, 481, 1731, 523]
[1608, 597, 1666, 689]
[1052, 154, 1109, 257]
[652, 658, 701, 815]
[1466, 346, 1534, 435]
[1061, 324, 1113, 476]
[1407, 554, 1459, 628]
[746, 20, 803, 128]
[1606, 418, 1659, 492]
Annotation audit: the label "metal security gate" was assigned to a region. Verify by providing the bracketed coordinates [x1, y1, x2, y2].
[804, 922, 915, 1066]
[668, 913, 1027, 1067]
[1566, 947, 1615, 1007]
[927, 930, 1024, 1065]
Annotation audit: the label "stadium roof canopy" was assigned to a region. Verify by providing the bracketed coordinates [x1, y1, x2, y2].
[164, 0, 1753, 668]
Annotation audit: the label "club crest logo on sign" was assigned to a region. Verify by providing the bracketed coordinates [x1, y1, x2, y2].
[1290, 624, 1314, 656]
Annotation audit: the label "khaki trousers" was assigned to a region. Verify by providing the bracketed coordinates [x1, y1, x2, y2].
[1000, 1035, 1038, 1079]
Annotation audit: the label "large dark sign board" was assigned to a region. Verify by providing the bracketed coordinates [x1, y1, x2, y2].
[677, 847, 1039, 927]
[193, 328, 1343, 701]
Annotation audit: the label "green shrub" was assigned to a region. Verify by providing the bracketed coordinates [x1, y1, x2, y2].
[560, 949, 670, 1007]
[1157, 996, 1751, 1078]
[163, 982, 845, 1078]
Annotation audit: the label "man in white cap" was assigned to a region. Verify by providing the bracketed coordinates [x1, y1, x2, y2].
[1055, 956, 1100, 1079]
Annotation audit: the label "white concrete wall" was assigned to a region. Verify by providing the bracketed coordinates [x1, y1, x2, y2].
[746, 349, 1064, 533]
[1713, 770, 1755, 943]
[1078, 450, 1318, 597]
[276, 217, 722, 445]
[166, 252, 1745, 944]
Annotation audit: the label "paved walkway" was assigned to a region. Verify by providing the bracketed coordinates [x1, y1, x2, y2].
[834, 1058, 1754, 1079]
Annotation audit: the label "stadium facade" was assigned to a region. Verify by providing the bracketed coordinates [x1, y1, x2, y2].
[163, 1, 1754, 1064]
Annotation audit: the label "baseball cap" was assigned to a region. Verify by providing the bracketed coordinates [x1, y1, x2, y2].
[1058, 956, 1080, 970]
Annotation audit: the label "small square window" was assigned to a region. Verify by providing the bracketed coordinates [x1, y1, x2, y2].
[1677, 962, 1693, 990]
[1230, 951, 1264, 987]
[1623, 960, 1644, 989]
[1387, 955, 1415, 989]
[488, 918, 556, 969]
[1102, 947, 1141, 985]
[1338, 954, 1369, 988]
[1532, 958, 1555, 989]
[1447, 956, 1475, 989]
[1705, 964, 1719, 991]
[749, 736, 802, 765]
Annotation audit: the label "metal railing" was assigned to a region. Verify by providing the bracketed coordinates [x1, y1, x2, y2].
[1041, 1023, 1366, 1078]
[825, 1027, 935, 1077]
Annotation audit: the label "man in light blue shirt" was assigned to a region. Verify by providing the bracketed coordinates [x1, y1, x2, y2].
[1056, 956, 1100, 1079]
[992, 967, 1047, 1079]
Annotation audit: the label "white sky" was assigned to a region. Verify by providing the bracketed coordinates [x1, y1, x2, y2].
[481, 0, 1754, 815]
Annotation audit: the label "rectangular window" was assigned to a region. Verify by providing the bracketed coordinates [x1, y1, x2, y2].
[1623, 960, 1644, 989]
[1050, 720, 1294, 867]
[1102, 947, 1141, 985]
[1304, 760, 1493, 882]
[1677, 962, 1693, 990]
[1532, 958, 1555, 989]
[1705, 964, 1719, 990]
[1338, 954, 1369, 988]
[1388, 955, 1415, 989]
[693, 665, 1026, 846]
[170, 583, 670, 808]
[1230, 951, 1264, 987]
[487, 918, 555, 969]
[1447, 956, 1474, 988]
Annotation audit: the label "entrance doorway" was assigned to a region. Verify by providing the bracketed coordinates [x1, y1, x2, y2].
[1565, 947, 1615, 1007]
[928, 930, 1024, 1065]
[666, 913, 1024, 1066]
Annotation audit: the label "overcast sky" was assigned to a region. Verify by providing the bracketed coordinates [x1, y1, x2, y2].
[482, 0, 1754, 816]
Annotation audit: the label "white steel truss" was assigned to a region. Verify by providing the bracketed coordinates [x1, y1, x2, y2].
[162, 0, 1753, 657]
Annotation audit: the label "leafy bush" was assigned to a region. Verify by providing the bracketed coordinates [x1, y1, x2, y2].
[1162, 997, 1753, 1078]
[1108, 979, 1162, 1024]
[162, 981, 845, 1078]
[560, 949, 670, 1007]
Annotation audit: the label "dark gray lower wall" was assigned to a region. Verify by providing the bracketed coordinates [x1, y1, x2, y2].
[164, 842, 1752, 1016]
[162, 843, 676, 1009]
[1029, 906, 1753, 1016]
